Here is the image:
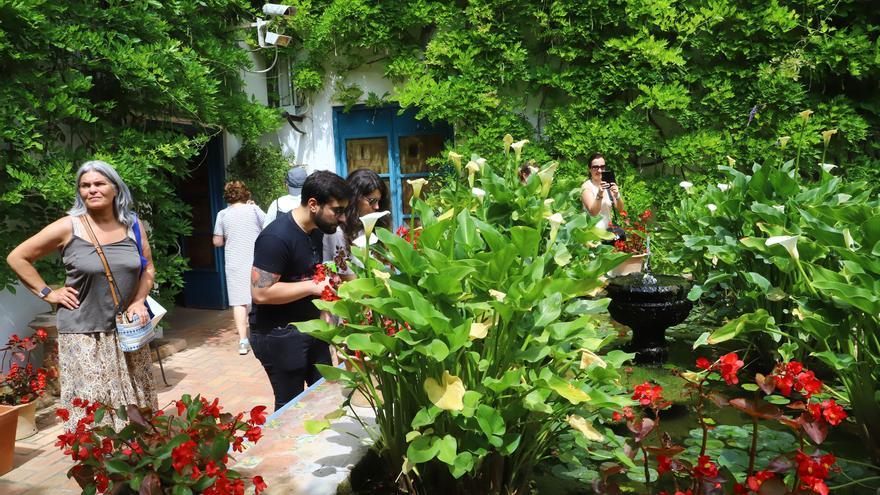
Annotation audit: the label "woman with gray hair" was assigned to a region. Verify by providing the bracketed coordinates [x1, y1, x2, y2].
[6, 160, 157, 429]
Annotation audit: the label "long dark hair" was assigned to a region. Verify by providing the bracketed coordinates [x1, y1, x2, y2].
[342, 169, 391, 245]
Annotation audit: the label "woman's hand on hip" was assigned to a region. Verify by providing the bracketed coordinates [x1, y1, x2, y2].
[126, 300, 150, 324]
[46, 287, 79, 310]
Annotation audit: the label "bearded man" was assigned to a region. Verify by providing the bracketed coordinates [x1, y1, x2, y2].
[249, 170, 349, 410]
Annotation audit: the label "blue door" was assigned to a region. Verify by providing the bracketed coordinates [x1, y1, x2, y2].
[333, 106, 452, 225]
[179, 132, 228, 309]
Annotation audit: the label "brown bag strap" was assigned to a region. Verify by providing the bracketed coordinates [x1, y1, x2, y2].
[80, 216, 123, 311]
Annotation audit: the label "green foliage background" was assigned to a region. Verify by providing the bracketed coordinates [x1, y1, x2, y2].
[226, 142, 291, 208]
[0, 1, 280, 300]
[275, 0, 879, 248]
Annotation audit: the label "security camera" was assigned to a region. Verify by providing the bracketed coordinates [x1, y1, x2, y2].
[263, 4, 295, 16]
[265, 31, 291, 46]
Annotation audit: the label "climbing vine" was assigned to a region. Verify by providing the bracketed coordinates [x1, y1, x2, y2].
[0, 1, 280, 299]
[270, 0, 879, 202]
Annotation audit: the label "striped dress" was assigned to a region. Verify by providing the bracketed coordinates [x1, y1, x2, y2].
[213, 204, 265, 306]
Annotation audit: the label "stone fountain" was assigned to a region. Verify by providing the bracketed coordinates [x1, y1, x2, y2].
[605, 236, 693, 365]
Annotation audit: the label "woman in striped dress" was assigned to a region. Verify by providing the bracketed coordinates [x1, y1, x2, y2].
[213, 181, 265, 355]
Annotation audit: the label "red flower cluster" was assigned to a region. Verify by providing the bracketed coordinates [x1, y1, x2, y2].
[1, 330, 50, 405]
[57, 396, 269, 495]
[695, 352, 744, 385]
[312, 263, 342, 301]
[632, 382, 664, 407]
[745, 470, 775, 492]
[693, 455, 719, 478]
[768, 361, 823, 398]
[396, 224, 422, 249]
[609, 209, 653, 254]
[806, 399, 847, 426]
[795, 451, 837, 495]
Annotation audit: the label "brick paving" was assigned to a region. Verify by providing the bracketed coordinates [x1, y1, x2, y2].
[0, 308, 274, 494]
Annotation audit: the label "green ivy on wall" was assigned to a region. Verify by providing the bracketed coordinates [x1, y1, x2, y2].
[0, 1, 280, 301]
[272, 0, 878, 214]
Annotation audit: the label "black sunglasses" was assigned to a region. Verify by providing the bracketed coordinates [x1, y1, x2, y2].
[364, 197, 381, 206]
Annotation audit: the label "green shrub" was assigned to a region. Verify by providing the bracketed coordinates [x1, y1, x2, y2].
[227, 143, 291, 209]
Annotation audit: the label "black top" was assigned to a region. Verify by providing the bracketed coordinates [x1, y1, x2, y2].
[249, 213, 324, 331]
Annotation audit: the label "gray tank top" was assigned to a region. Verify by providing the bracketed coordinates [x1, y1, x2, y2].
[56, 217, 142, 334]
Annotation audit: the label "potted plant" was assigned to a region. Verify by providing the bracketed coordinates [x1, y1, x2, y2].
[607, 209, 653, 277]
[57, 394, 269, 494]
[0, 329, 49, 440]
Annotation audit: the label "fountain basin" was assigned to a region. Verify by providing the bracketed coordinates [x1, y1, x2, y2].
[606, 274, 693, 365]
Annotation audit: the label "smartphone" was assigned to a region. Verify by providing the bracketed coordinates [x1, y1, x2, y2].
[601, 170, 616, 185]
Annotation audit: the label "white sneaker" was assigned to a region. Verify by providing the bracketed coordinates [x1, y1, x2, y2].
[238, 341, 250, 355]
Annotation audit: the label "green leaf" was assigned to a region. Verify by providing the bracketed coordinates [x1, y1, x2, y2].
[450, 451, 474, 478]
[475, 404, 506, 437]
[209, 437, 229, 461]
[304, 419, 331, 434]
[104, 460, 134, 475]
[407, 435, 440, 463]
[436, 434, 457, 464]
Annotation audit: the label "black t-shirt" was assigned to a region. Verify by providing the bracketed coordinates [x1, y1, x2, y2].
[249, 213, 324, 330]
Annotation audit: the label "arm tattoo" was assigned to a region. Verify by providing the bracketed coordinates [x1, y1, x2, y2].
[251, 267, 281, 289]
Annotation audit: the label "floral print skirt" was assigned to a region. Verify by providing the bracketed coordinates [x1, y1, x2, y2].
[58, 332, 158, 431]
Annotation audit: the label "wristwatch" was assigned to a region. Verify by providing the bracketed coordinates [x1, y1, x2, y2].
[39, 287, 52, 299]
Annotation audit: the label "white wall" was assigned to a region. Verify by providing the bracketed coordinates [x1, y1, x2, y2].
[273, 64, 395, 173]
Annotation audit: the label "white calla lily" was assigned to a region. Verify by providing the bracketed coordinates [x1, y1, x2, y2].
[471, 187, 486, 202]
[488, 290, 506, 302]
[466, 160, 481, 187]
[407, 178, 428, 201]
[707, 203, 717, 214]
[679, 181, 694, 192]
[448, 151, 463, 174]
[360, 211, 390, 241]
[510, 139, 529, 161]
[537, 162, 558, 197]
[547, 212, 564, 247]
[778, 136, 791, 149]
[766, 235, 800, 261]
[717, 183, 730, 192]
[503, 134, 514, 155]
[820, 163, 837, 173]
[469, 320, 491, 340]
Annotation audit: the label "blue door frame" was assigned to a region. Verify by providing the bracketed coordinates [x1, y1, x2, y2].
[179, 132, 228, 309]
[332, 105, 452, 226]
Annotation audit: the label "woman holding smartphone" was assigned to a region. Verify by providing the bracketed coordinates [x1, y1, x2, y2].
[581, 153, 625, 230]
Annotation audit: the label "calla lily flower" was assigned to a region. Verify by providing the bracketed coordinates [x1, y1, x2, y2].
[679, 181, 694, 192]
[579, 349, 607, 369]
[820, 163, 837, 173]
[503, 134, 514, 155]
[766, 235, 800, 260]
[373, 269, 391, 292]
[466, 160, 481, 187]
[821, 129, 837, 146]
[424, 371, 466, 411]
[360, 211, 390, 241]
[842, 228, 855, 250]
[566, 415, 604, 442]
[537, 162, 558, 197]
[352, 233, 380, 248]
[476, 157, 487, 174]
[726, 156, 736, 167]
[547, 212, 564, 246]
[717, 183, 730, 192]
[799, 109, 813, 122]
[469, 320, 491, 340]
[778, 136, 791, 149]
[448, 151, 463, 174]
[488, 290, 506, 302]
[510, 139, 529, 161]
[707, 203, 717, 213]
[471, 187, 486, 202]
[407, 178, 428, 200]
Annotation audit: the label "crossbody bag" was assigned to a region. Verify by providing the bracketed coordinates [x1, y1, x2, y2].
[81, 216, 156, 352]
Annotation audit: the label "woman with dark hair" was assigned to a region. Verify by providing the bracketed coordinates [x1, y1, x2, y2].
[323, 169, 391, 279]
[6, 160, 157, 430]
[581, 153, 625, 230]
[213, 181, 265, 355]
